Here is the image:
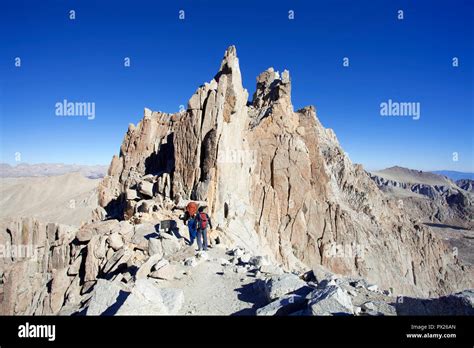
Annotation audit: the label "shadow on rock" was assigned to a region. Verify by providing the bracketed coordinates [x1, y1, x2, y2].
[394, 290, 474, 315]
[102, 290, 131, 315]
[231, 281, 268, 316]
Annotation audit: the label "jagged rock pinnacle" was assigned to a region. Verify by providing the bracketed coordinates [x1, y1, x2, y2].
[224, 45, 237, 58]
[217, 45, 240, 78]
[252, 67, 292, 110]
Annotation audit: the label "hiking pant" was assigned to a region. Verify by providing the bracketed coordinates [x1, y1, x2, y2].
[196, 228, 208, 251]
[188, 228, 197, 245]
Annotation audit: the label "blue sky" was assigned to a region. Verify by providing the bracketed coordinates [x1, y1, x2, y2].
[1, 0, 473, 171]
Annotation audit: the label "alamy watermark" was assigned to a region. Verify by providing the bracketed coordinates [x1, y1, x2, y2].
[323, 242, 367, 259]
[217, 149, 257, 166]
[0, 242, 38, 260]
[55, 99, 95, 120]
[18, 322, 55, 342]
[380, 99, 420, 120]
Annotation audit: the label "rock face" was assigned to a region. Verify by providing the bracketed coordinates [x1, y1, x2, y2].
[0, 217, 77, 315]
[0, 215, 186, 315]
[97, 46, 471, 298]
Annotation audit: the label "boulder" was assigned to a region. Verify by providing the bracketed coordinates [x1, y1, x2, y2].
[115, 221, 134, 241]
[135, 199, 160, 214]
[350, 279, 369, 289]
[160, 231, 178, 240]
[102, 247, 133, 274]
[90, 206, 107, 222]
[264, 273, 310, 302]
[239, 254, 251, 264]
[360, 301, 396, 316]
[86, 279, 124, 315]
[249, 256, 266, 268]
[76, 226, 94, 243]
[132, 223, 156, 249]
[308, 285, 354, 316]
[138, 181, 154, 198]
[76, 220, 122, 243]
[229, 248, 244, 257]
[312, 264, 334, 284]
[136, 253, 162, 280]
[107, 232, 124, 251]
[367, 284, 379, 292]
[161, 238, 181, 256]
[234, 266, 247, 274]
[317, 278, 337, 288]
[150, 264, 176, 280]
[260, 264, 284, 275]
[148, 238, 163, 258]
[256, 294, 307, 316]
[125, 188, 138, 200]
[152, 259, 170, 271]
[115, 279, 184, 315]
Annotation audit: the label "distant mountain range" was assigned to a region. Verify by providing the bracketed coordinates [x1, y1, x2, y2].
[2, 162, 472, 182]
[430, 170, 474, 181]
[0, 163, 108, 179]
[372, 166, 452, 186]
[370, 166, 474, 191]
[369, 166, 473, 229]
[370, 167, 473, 182]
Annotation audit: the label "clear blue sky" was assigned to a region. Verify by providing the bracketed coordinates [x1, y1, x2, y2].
[1, 0, 473, 171]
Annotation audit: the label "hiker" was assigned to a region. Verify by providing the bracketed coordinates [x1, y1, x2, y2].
[185, 202, 199, 246]
[195, 206, 212, 251]
[186, 212, 197, 246]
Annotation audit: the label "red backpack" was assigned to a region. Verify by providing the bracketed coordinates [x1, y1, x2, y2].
[198, 212, 208, 229]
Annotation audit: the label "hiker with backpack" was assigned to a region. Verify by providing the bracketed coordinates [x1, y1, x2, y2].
[195, 206, 212, 251]
[186, 213, 197, 246]
[185, 202, 199, 246]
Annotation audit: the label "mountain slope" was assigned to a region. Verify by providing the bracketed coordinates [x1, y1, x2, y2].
[0, 173, 101, 226]
[0, 163, 107, 179]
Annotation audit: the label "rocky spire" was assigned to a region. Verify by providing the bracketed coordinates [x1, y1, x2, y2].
[217, 45, 239, 76]
[249, 67, 293, 128]
[252, 67, 291, 109]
